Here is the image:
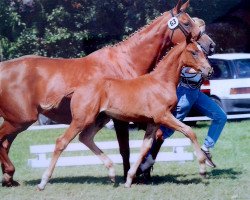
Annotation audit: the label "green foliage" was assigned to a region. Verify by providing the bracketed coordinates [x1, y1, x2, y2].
[0, 0, 178, 60]
[0, 0, 249, 60]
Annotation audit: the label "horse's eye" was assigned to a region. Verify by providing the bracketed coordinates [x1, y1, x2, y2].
[191, 51, 198, 58]
[184, 22, 190, 27]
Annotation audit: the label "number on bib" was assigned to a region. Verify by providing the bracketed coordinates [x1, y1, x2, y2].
[167, 17, 179, 30]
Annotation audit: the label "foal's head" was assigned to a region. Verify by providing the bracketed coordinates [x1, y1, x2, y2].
[180, 39, 213, 78]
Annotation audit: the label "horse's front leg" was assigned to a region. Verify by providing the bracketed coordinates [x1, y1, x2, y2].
[125, 123, 158, 188]
[158, 112, 206, 176]
[113, 119, 130, 180]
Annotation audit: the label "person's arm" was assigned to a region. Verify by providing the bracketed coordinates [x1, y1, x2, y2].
[183, 67, 199, 74]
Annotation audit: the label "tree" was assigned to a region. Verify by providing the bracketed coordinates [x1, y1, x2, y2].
[0, 0, 249, 61]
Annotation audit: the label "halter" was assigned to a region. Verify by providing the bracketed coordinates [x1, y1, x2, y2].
[180, 65, 214, 89]
[169, 9, 191, 41]
[155, 10, 199, 65]
[197, 32, 213, 56]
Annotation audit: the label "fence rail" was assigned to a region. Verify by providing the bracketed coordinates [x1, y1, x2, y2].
[28, 138, 193, 168]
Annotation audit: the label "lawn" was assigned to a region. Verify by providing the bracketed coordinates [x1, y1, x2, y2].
[0, 119, 250, 200]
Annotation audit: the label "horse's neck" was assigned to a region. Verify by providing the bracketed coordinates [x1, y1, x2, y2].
[153, 44, 185, 86]
[109, 11, 172, 76]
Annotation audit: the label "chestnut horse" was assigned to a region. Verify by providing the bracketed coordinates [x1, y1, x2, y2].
[37, 38, 212, 190]
[0, 0, 214, 187]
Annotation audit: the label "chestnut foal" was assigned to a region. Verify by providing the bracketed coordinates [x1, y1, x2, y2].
[38, 38, 213, 190]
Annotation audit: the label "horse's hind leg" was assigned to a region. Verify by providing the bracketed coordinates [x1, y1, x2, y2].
[113, 119, 130, 180]
[79, 114, 116, 182]
[0, 121, 31, 187]
[125, 123, 158, 187]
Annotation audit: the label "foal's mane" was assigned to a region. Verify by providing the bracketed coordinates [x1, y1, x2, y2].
[152, 42, 186, 72]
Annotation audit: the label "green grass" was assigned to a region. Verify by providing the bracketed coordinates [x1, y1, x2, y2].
[1, 120, 250, 200]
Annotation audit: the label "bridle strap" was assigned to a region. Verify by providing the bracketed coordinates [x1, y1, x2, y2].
[155, 10, 187, 64]
[169, 9, 190, 41]
[155, 9, 200, 65]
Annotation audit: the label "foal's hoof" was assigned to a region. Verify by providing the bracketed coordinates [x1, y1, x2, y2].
[108, 168, 116, 183]
[124, 176, 133, 188]
[2, 180, 20, 187]
[37, 184, 45, 191]
[124, 182, 131, 188]
[110, 177, 115, 183]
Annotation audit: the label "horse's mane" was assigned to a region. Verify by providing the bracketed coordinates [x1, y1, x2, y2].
[103, 11, 168, 49]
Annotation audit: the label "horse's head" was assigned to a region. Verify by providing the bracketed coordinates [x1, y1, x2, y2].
[168, 0, 201, 44]
[192, 17, 216, 56]
[197, 33, 216, 56]
[180, 38, 213, 79]
[164, 0, 215, 56]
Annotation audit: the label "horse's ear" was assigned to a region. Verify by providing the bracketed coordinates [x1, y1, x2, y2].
[180, 0, 190, 12]
[174, 0, 183, 13]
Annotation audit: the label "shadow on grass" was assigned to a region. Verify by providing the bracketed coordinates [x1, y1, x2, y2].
[24, 168, 241, 187]
[145, 174, 203, 185]
[25, 175, 117, 186]
[24, 174, 203, 187]
[207, 168, 242, 179]
[136, 168, 242, 186]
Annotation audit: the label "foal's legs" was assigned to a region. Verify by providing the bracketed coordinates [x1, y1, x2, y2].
[79, 114, 116, 182]
[125, 123, 158, 187]
[38, 88, 100, 190]
[157, 112, 206, 175]
[37, 119, 90, 190]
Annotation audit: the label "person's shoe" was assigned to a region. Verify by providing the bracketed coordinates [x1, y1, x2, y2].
[142, 166, 153, 182]
[135, 166, 153, 184]
[201, 148, 216, 168]
[136, 154, 155, 177]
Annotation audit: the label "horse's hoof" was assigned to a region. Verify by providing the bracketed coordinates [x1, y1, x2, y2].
[2, 180, 20, 187]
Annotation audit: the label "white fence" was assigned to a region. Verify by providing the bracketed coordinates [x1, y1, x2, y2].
[27, 114, 250, 168]
[28, 138, 193, 168]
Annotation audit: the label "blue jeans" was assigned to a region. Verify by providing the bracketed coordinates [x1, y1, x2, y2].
[160, 84, 227, 148]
